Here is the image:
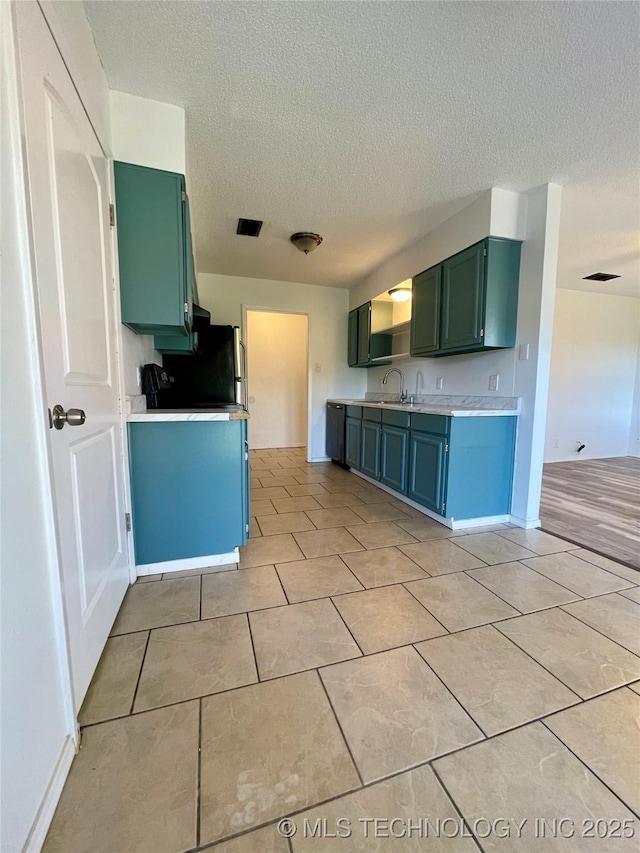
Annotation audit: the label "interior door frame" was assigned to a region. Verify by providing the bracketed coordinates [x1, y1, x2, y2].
[241, 305, 311, 458]
[12, 1, 135, 733]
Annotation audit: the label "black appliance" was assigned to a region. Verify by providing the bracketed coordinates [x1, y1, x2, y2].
[155, 325, 246, 409]
[141, 363, 174, 409]
[192, 303, 211, 327]
[326, 402, 346, 465]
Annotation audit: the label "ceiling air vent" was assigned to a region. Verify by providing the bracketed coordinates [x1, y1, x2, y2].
[236, 218, 263, 237]
[582, 272, 620, 282]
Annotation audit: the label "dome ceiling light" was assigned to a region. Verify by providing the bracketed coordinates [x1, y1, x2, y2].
[388, 285, 412, 303]
[290, 232, 323, 254]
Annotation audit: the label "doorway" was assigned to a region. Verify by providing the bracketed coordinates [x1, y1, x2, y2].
[245, 309, 309, 450]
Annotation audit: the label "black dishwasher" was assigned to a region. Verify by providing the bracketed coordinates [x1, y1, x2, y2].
[326, 402, 346, 465]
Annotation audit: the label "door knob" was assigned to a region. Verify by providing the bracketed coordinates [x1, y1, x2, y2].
[51, 404, 86, 430]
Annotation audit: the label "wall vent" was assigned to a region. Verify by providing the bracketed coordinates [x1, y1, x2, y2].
[582, 272, 620, 282]
[236, 218, 263, 237]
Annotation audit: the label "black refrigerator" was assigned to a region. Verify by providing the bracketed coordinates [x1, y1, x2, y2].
[158, 325, 246, 409]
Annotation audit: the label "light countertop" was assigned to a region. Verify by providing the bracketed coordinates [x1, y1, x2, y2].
[128, 407, 250, 422]
[328, 395, 519, 417]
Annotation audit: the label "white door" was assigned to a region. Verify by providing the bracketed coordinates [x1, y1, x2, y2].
[16, 3, 129, 709]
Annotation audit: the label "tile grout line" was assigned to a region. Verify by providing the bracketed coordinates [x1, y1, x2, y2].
[462, 560, 586, 608]
[245, 610, 261, 682]
[556, 600, 640, 658]
[513, 555, 637, 600]
[399, 582, 451, 636]
[272, 564, 292, 605]
[429, 762, 486, 853]
[196, 696, 202, 848]
[325, 596, 366, 658]
[315, 669, 365, 789]
[128, 629, 151, 715]
[409, 645, 490, 741]
[538, 718, 640, 821]
[491, 614, 637, 699]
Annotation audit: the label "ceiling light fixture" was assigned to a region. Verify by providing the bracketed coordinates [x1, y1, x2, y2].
[290, 232, 323, 254]
[388, 286, 412, 303]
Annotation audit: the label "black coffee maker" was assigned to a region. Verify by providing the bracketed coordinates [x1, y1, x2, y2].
[141, 364, 174, 409]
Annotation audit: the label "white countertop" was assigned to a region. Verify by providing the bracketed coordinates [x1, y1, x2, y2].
[328, 396, 519, 417]
[128, 407, 250, 422]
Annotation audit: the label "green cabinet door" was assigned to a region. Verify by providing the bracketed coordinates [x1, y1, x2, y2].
[411, 266, 441, 356]
[114, 162, 188, 336]
[408, 431, 447, 514]
[357, 303, 371, 365]
[348, 309, 358, 366]
[361, 421, 381, 479]
[154, 194, 196, 353]
[440, 243, 485, 352]
[381, 426, 409, 494]
[345, 417, 361, 469]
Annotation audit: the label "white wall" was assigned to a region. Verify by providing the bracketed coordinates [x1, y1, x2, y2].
[197, 274, 366, 460]
[246, 311, 308, 448]
[110, 90, 186, 174]
[545, 290, 640, 462]
[353, 185, 562, 526]
[1, 5, 76, 850]
[629, 339, 640, 457]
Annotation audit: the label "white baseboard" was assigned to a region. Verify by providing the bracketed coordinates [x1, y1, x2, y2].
[24, 735, 75, 852]
[137, 549, 239, 577]
[509, 516, 541, 529]
[310, 456, 331, 463]
[353, 470, 510, 529]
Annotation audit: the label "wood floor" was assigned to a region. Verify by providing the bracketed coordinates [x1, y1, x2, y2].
[540, 456, 640, 570]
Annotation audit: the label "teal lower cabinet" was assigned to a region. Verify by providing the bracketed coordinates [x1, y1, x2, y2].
[408, 431, 447, 512]
[345, 416, 362, 469]
[346, 407, 517, 521]
[380, 410, 410, 494]
[409, 415, 517, 518]
[360, 408, 382, 479]
[128, 419, 249, 568]
[361, 421, 382, 479]
[445, 416, 517, 519]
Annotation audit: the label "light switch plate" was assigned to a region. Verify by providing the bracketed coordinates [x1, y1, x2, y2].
[436, 377, 444, 391]
[489, 374, 499, 391]
[518, 343, 530, 361]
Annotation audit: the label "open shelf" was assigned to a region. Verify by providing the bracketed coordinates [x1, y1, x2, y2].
[370, 351, 411, 363]
[371, 319, 411, 336]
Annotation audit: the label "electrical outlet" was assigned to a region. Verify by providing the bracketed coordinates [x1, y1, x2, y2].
[518, 343, 530, 361]
[489, 374, 499, 391]
[314, 362, 321, 373]
[436, 377, 444, 391]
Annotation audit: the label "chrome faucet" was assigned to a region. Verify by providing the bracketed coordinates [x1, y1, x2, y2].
[382, 368, 406, 403]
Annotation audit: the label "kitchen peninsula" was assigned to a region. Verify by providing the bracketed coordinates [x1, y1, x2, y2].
[127, 407, 250, 574]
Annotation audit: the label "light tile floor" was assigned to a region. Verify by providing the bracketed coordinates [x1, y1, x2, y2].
[45, 448, 640, 852]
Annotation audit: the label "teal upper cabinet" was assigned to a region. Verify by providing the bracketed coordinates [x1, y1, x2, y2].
[348, 309, 359, 366]
[441, 242, 485, 351]
[357, 303, 371, 366]
[348, 302, 392, 368]
[410, 237, 521, 358]
[410, 266, 441, 356]
[114, 162, 194, 346]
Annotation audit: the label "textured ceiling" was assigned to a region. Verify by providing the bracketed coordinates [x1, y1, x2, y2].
[84, 1, 639, 295]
